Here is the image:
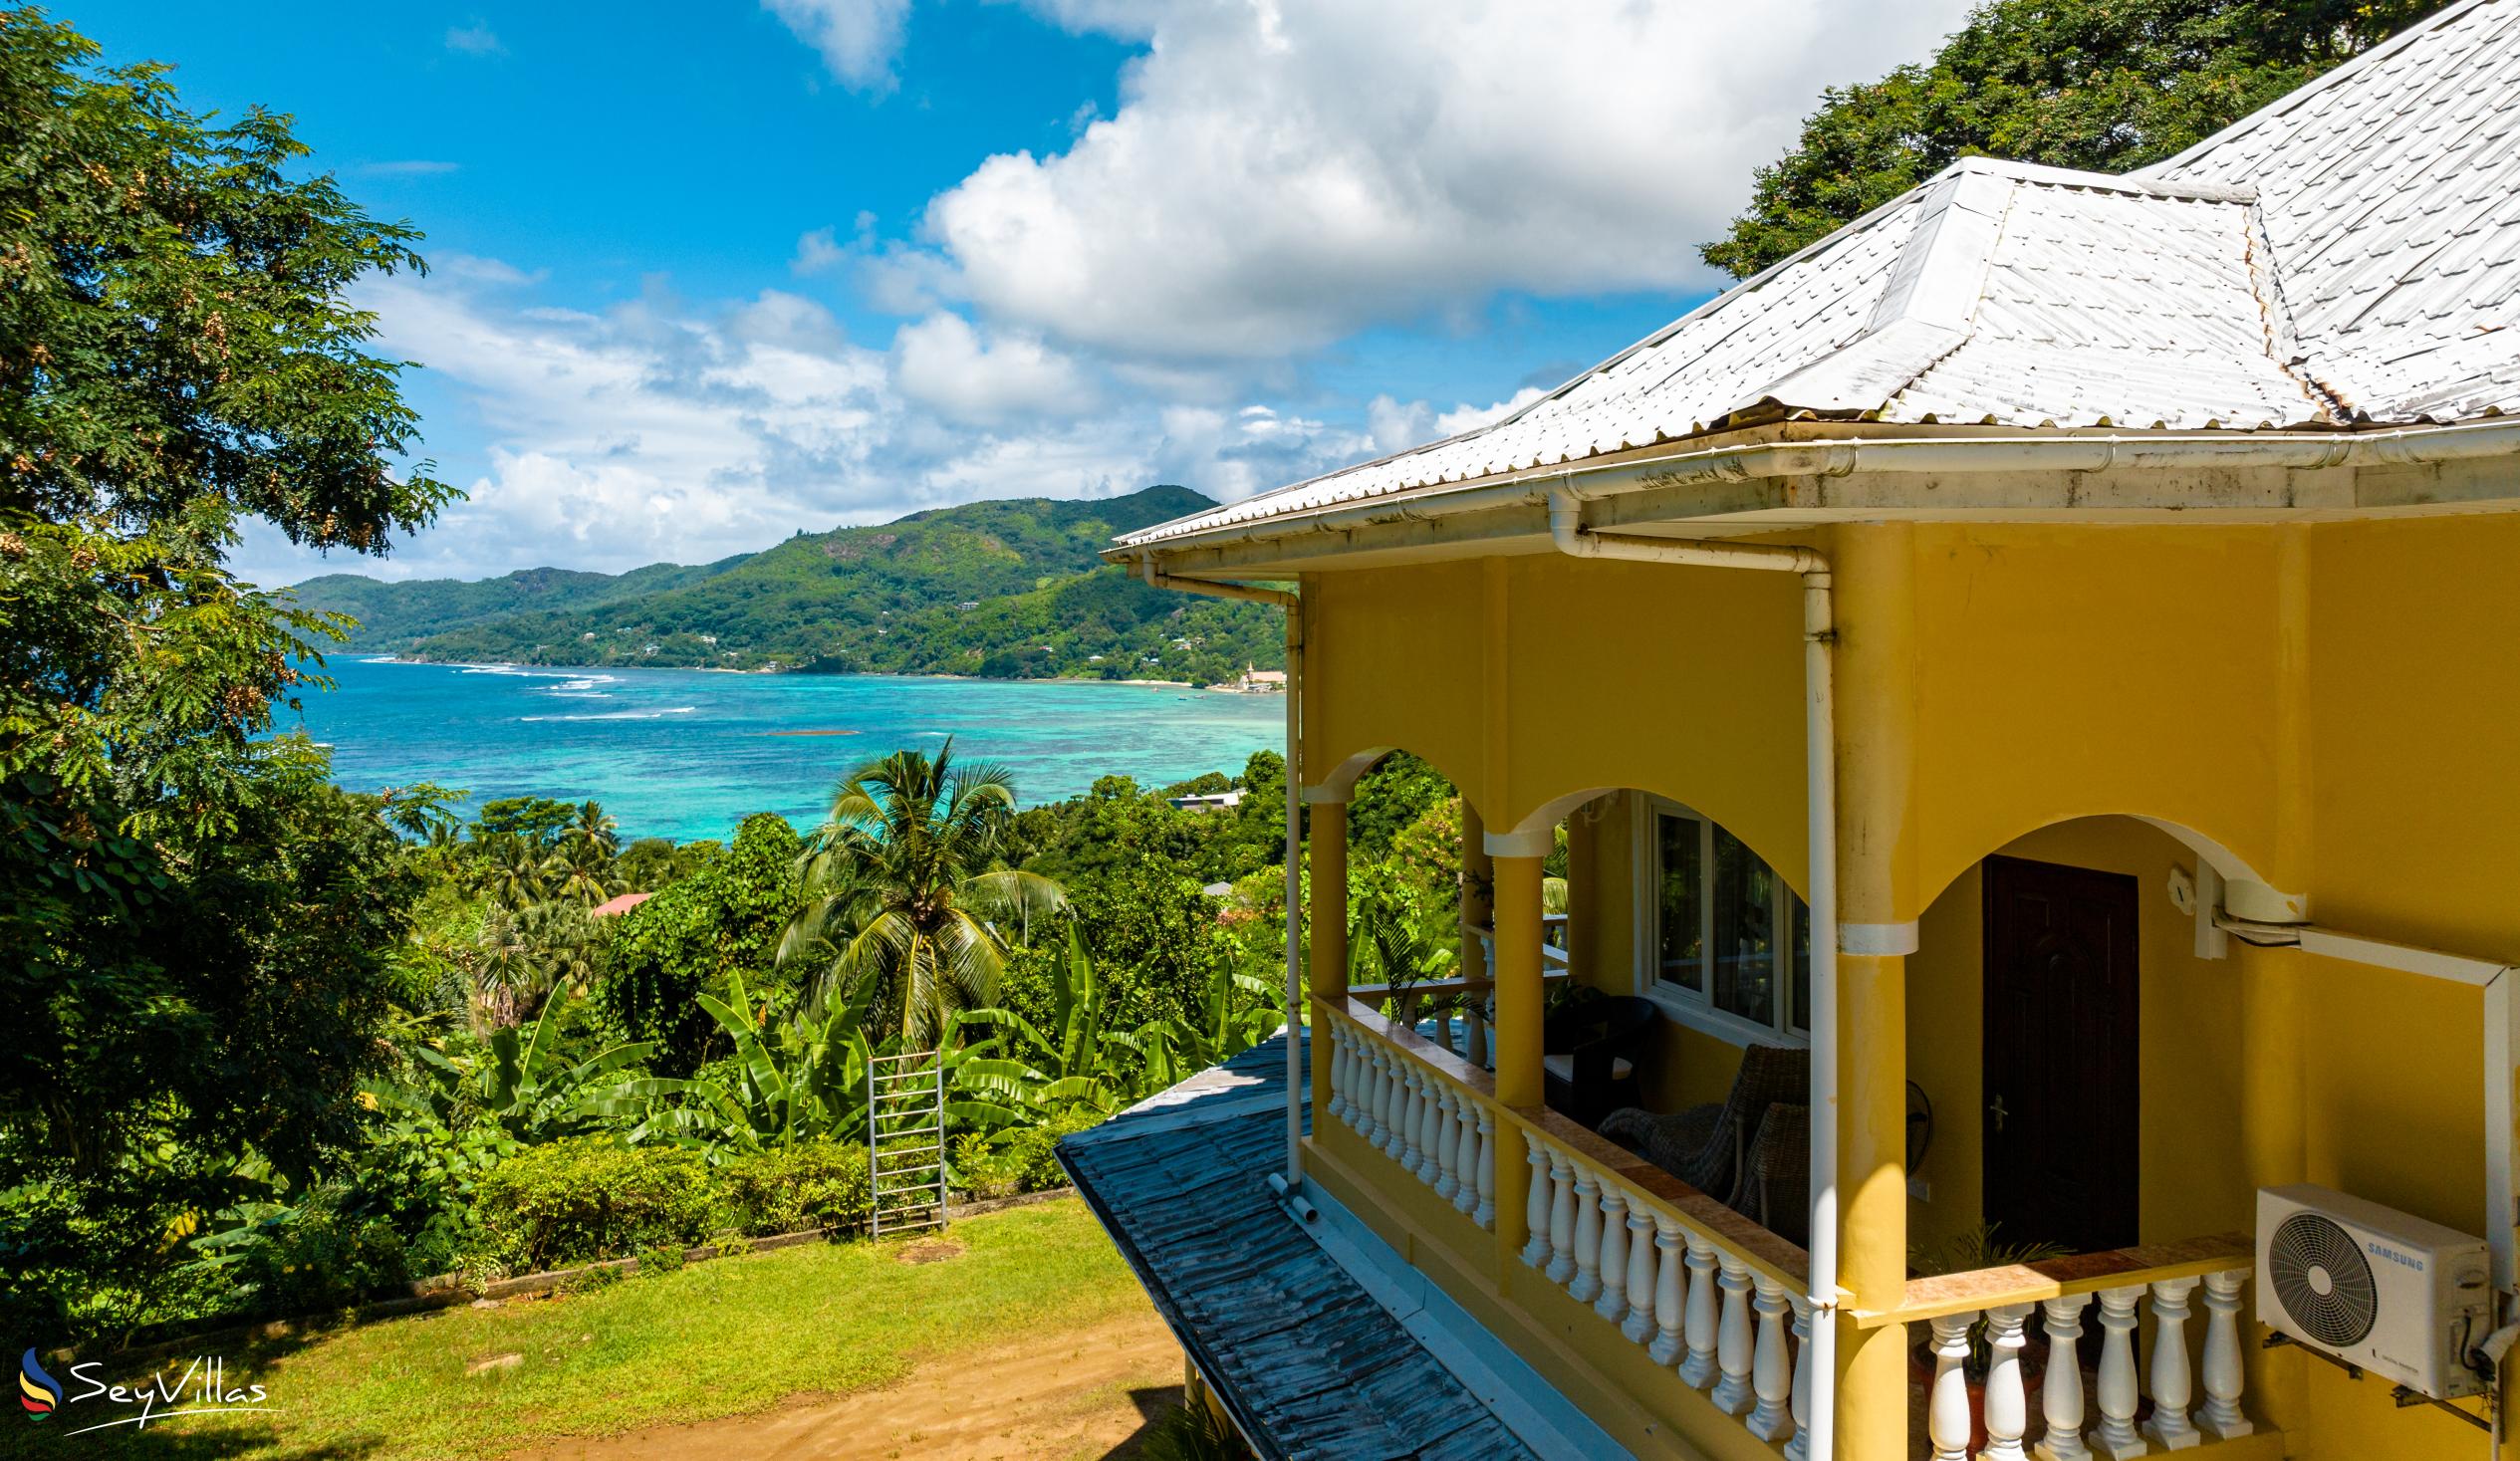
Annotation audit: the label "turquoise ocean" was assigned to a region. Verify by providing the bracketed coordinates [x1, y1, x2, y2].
[291, 656, 1284, 844]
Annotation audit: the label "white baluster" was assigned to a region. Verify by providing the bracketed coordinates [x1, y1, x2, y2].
[1405, 1068, 1432, 1172]
[1710, 1252, 1755, 1416]
[2197, 1270, 2254, 1440]
[1375, 1051, 1401, 1154]
[1783, 1291, 1815, 1461]
[1745, 1273, 1794, 1442]
[2036, 1293, 2094, 1461]
[1465, 1006, 1488, 1070]
[1648, 1218, 1685, 1366]
[1393, 1066, 1420, 1169]
[1430, 1089, 1460, 1197]
[1679, 1231, 1719, 1387]
[2142, 1277, 2201, 1451]
[1325, 1026, 1345, 1121]
[1926, 1312, 1976, 1461]
[1568, 1168, 1605, 1302]
[1472, 1108, 1496, 1228]
[1364, 1045, 1389, 1144]
[1982, 1302, 2034, 1461]
[1450, 1096, 1480, 1214]
[2094, 1285, 2148, 1459]
[1621, 1208, 1656, 1341]
[1593, 1188, 1630, 1321]
[1520, 1137, 1553, 1267]
[1544, 1149, 1578, 1285]
[1423, 1080, 1450, 1188]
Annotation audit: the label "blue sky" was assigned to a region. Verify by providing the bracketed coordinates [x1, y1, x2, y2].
[62, 1, 1966, 585]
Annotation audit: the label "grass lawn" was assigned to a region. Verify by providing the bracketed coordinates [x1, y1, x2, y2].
[13, 1197, 1151, 1461]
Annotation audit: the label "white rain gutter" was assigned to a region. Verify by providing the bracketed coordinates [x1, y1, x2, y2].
[1122, 418, 2520, 558]
[1136, 562, 1308, 1191]
[1546, 483, 1844, 1461]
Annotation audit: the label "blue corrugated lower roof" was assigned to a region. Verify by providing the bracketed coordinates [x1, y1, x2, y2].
[1059, 1034, 1541, 1461]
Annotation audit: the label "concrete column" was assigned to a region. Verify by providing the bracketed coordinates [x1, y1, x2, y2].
[1308, 796, 1350, 1103]
[1490, 850, 1546, 1278]
[1831, 524, 1919, 1461]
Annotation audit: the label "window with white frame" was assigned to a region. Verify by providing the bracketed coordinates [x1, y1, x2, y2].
[1637, 796, 1811, 1042]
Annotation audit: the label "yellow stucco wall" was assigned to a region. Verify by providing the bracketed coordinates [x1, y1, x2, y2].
[1298, 509, 2520, 1460]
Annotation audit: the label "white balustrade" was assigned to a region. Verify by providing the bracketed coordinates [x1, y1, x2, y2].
[1783, 1292, 1815, 1461]
[1464, 1005, 1489, 1069]
[1982, 1302, 2034, 1461]
[2142, 1277, 2200, 1451]
[1449, 1094, 1479, 1212]
[1544, 1149, 1578, 1286]
[1521, 1136, 1554, 1268]
[1679, 1232, 1719, 1388]
[1568, 1166, 1604, 1302]
[1745, 1274, 1794, 1442]
[1926, 1312, 1974, 1461]
[1471, 1109, 1495, 1229]
[2094, 1284, 2147, 1458]
[2198, 1270, 2253, 1440]
[1710, 1252, 1756, 1416]
[1620, 1208, 1656, 1341]
[2037, 1294, 2094, 1461]
[1425, 1085, 1454, 1193]
[1594, 1188, 1630, 1321]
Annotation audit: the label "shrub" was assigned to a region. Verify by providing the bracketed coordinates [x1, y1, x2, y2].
[955, 1108, 1103, 1199]
[471, 1138, 714, 1272]
[716, 1140, 873, 1237]
[230, 1201, 414, 1318]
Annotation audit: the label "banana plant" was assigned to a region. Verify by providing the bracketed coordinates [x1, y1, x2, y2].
[1137, 953, 1285, 1092]
[382, 985, 658, 1145]
[628, 970, 884, 1154]
[949, 924, 1144, 1129]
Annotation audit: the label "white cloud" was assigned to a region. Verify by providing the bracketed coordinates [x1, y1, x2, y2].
[233, 263, 1371, 586]
[764, 0, 913, 90]
[357, 159, 461, 177]
[910, 0, 1964, 359]
[892, 312, 1093, 425]
[444, 22, 503, 56]
[791, 227, 847, 275]
[1436, 386, 1547, 438]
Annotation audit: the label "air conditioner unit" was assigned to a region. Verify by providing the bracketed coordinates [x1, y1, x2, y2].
[2256, 1184, 2493, 1400]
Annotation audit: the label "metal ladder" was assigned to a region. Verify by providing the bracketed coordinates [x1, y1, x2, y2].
[867, 1049, 946, 1237]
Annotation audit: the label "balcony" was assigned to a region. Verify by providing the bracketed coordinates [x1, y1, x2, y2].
[1317, 997, 2282, 1461]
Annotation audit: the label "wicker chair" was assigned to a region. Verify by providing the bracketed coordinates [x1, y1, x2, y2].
[1735, 1101, 1810, 1246]
[1600, 1042, 1809, 1205]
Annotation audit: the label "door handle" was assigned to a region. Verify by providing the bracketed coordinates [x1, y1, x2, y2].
[1988, 1094, 2009, 1132]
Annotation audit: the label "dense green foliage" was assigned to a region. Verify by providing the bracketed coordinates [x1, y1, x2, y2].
[716, 1140, 874, 1236]
[598, 813, 805, 1074]
[471, 1137, 717, 1272]
[0, 6, 454, 1339]
[296, 487, 1289, 686]
[1701, 0, 2436, 278]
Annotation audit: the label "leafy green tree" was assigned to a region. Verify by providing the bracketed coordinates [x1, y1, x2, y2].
[0, 9, 447, 1338]
[473, 795, 578, 847]
[781, 741, 1066, 1046]
[563, 799, 619, 855]
[1701, 0, 2436, 278]
[597, 813, 805, 1075]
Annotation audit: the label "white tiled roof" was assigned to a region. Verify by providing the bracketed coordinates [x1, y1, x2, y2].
[1125, 0, 2520, 548]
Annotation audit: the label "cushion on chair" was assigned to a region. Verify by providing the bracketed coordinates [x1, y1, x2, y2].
[1542, 1052, 1632, 1084]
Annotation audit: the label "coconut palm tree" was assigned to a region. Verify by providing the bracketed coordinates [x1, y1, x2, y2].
[780, 739, 1067, 1047]
[564, 799, 619, 856]
[471, 904, 547, 1029]
[542, 834, 625, 908]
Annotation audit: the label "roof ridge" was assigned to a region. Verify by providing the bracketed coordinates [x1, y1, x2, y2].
[2139, 0, 2506, 180]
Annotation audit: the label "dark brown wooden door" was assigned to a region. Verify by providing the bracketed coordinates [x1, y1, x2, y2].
[1982, 854, 2141, 1256]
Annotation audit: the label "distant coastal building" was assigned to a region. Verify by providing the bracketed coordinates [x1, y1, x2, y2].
[589, 890, 652, 919]
[1168, 789, 1243, 813]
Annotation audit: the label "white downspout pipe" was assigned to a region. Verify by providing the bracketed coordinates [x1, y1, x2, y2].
[1138, 562, 1308, 1190]
[1547, 486, 1841, 1461]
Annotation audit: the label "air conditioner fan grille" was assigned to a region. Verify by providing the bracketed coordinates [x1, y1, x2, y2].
[2268, 1210, 2379, 1350]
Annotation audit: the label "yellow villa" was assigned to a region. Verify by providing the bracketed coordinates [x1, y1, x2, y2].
[1057, 4, 2520, 1458]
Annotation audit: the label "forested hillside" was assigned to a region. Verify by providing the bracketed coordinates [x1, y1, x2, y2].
[296, 486, 1286, 685]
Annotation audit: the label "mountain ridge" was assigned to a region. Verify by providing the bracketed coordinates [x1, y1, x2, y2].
[292, 486, 1283, 686]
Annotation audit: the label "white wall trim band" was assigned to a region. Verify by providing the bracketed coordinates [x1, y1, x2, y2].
[1482, 828, 1555, 858]
[1839, 921, 1919, 956]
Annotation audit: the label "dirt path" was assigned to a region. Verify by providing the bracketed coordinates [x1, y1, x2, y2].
[510, 1307, 1184, 1461]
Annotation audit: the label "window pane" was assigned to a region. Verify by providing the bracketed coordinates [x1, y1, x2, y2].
[1655, 814, 1702, 992]
[1790, 895, 1811, 1034]
[1712, 828, 1776, 1026]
